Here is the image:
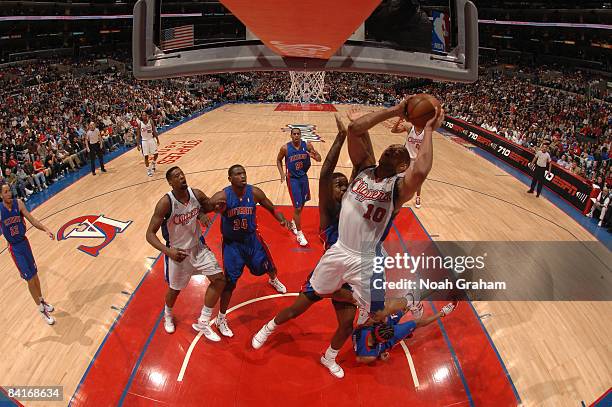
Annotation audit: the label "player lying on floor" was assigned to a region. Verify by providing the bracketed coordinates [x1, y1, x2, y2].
[352, 302, 456, 364]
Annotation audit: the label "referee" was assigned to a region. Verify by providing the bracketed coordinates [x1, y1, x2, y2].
[85, 122, 106, 176]
[527, 142, 552, 197]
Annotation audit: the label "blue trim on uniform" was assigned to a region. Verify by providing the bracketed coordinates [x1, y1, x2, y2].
[407, 207, 522, 404]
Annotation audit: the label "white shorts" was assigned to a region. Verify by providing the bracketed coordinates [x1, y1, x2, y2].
[164, 242, 222, 290]
[141, 138, 158, 156]
[309, 241, 387, 312]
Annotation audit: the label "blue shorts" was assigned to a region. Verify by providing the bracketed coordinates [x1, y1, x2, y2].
[9, 240, 38, 281]
[287, 174, 310, 208]
[222, 233, 275, 284]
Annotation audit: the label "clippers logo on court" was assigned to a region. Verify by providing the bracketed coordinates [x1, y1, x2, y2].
[282, 124, 322, 142]
[57, 215, 132, 257]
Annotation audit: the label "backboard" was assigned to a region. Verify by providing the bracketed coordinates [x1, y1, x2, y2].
[133, 0, 478, 82]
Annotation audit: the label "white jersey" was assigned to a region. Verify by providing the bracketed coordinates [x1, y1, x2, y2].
[162, 187, 201, 249]
[139, 119, 155, 141]
[337, 167, 398, 254]
[405, 125, 424, 159]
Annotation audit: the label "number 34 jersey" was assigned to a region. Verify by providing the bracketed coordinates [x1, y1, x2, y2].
[337, 166, 399, 254]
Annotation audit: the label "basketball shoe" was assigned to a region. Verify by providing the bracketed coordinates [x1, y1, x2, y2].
[320, 356, 344, 379]
[192, 320, 221, 342]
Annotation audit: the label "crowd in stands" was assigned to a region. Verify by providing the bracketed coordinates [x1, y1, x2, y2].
[0, 57, 610, 229]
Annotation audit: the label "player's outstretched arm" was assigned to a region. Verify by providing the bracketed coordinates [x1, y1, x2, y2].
[146, 195, 187, 262]
[253, 186, 290, 229]
[319, 114, 347, 227]
[18, 199, 53, 240]
[306, 141, 322, 162]
[193, 188, 225, 214]
[415, 302, 456, 328]
[347, 101, 407, 173]
[395, 106, 444, 206]
[276, 145, 287, 184]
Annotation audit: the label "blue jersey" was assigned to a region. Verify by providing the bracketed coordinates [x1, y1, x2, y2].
[1, 200, 27, 245]
[221, 185, 257, 241]
[285, 141, 311, 178]
[318, 205, 340, 251]
[352, 311, 416, 358]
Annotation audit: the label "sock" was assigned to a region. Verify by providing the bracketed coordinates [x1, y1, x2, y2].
[266, 318, 277, 331]
[324, 346, 339, 362]
[200, 306, 213, 322]
[217, 312, 226, 321]
[38, 297, 45, 311]
[164, 305, 172, 317]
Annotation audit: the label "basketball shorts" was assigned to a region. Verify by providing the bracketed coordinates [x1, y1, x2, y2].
[164, 240, 222, 290]
[310, 241, 387, 313]
[301, 271, 352, 303]
[9, 240, 38, 281]
[141, 138, 158, 156]
[287, 174, 310, 208]
[222, 233, 275, 284]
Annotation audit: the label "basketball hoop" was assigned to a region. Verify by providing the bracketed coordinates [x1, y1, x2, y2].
[287, 71, 326, 103]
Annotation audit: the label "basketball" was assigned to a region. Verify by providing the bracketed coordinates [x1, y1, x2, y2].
[406, 94, 441, 128]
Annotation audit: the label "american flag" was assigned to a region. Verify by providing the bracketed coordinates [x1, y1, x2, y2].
[160, 25, 194, 51]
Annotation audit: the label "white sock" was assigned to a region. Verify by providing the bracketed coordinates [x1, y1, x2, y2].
[38, 297, 45, 311]
[324, 346, 339, 362]
[200, 306, 213, 322]
[266, 318, 277, 331]
[164, 305, 172, 317]
[217, 312, 226, 321]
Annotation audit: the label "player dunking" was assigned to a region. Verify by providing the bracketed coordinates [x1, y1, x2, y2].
[391, 116, 425, 208]
[146, 166, 226, 341]
[310, 98, 444, 319]
[277, 128, 321, 246]
[252, 115, 356, 378]
[207, 165, 289, 337]
[0, 183, 56, 324]
[137, 111, 160, 177]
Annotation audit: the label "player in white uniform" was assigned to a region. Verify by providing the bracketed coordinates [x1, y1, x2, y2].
[137, 111, 160, 177]
[310, 97, 444, 320]
[146, 166, 226, 341]
[391, 118, 425, 208]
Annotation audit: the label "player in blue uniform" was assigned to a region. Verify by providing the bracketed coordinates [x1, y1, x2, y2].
[253, 115, 356, 378]
[277, 127, 321, 246]
[353, 301, 456, 364]
[0, 183, 56, 325]
[208, 165, 290, 337]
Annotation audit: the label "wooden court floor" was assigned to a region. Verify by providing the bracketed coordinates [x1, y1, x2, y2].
[0, 103, 609, 406]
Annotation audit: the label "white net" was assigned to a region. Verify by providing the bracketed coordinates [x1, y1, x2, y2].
[286, 71, 326, 103]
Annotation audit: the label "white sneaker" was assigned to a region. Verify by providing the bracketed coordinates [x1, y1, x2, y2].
[357, 307, 370, 325]
[268, 278, 287, 293]
[252, 324, 272, 349]
[320, 356, 344, 378]
[164, 315, 175, 334]
[192, 320, 221, 342]
[441, 302, 457, 317]
[296, 232, 308, 247]
[410, 301, 424, 320]
[147, 168, 153, 177]
[290, 220, 298, 236]
[215, 317, 234, 337]
[415, 196, 421, 209]
[40, 300, 54, 313]
[40, 309, 55, 325]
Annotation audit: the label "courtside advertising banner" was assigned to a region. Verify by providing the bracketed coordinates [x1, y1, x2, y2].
[442, 117, 592, 212]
